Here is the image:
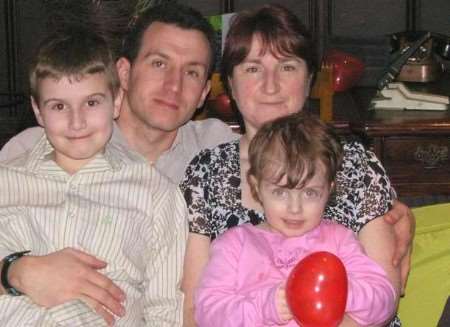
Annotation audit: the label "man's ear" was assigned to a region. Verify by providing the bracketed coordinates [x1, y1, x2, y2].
[116, 57, 131, 92]
[31, 96, 44, 127]
[112, 88, 124, 119]
[196, 79, 211, 109]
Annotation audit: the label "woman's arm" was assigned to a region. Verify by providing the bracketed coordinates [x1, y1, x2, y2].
[383, 199, 416, 294]
[182, 233, 211, 327]
[358, 218, 401, 325]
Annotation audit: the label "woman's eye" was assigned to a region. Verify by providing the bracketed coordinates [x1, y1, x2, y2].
[245, 66, 259, 73]
[282, 64, 296, 72]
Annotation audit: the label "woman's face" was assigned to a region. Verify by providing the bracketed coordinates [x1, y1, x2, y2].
[229, 35, 311, 136]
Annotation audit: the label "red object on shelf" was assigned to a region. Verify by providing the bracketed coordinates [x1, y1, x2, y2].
[286, 251, 348, 327]
[323, 49, 365, 92]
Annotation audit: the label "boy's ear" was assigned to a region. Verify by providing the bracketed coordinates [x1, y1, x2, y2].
[31, 96, 44, 127]
[116, 57, 131, 92]
[113, 88, 124, 119]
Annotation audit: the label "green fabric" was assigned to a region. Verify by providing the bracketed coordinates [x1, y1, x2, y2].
[398, 203, 450, 326]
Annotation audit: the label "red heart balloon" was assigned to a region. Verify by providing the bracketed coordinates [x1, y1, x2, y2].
[286, 251, 348, 327]
[323, 49, 365, 92]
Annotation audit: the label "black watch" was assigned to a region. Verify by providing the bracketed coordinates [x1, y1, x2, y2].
[1, 250, 30, 296]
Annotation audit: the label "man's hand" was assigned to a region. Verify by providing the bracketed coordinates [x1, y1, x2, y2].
[383, 199, 416, 294]
[9, 247, 126, 325]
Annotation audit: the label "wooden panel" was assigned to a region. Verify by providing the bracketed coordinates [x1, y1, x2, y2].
[417, 0, 450, 35]
[381, 136, 450, 196]
[328, 0, 407, 38]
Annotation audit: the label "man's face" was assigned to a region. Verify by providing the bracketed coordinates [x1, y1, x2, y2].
[32, 73, 121, 173]
[117, 22, 212, 133]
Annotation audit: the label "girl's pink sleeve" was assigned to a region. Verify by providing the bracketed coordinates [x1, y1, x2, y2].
[333, 225, 397, 325]
[194, 228, 285, 327]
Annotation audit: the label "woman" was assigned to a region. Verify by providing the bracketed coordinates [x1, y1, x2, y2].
[182, 4, 405, 326]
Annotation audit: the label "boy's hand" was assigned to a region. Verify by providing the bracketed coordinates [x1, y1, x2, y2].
[9, 247, 126, 324]
[383, 199, 416, 294]
[276, 284, 293, 322]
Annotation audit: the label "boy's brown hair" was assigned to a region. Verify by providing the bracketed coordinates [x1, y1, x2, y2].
[29, 26, 119, 104]
[247, 112, 343, 201]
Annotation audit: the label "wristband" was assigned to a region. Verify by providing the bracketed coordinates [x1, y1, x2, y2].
[1, 251, 30, 296]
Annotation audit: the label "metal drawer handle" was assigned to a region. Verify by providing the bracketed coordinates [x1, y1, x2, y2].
[414, 144, 448, 168]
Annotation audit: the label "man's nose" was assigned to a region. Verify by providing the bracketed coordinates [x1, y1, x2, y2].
[164, 67, 182, 93]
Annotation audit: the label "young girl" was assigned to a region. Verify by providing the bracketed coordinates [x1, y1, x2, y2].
[194, 112, 397, 326]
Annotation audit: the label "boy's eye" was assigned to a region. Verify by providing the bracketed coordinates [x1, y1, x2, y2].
[87, 99, 100, 107]
[51, 103, 65, 111]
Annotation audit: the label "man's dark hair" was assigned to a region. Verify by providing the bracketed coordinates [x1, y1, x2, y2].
[122, 3, 216, 75]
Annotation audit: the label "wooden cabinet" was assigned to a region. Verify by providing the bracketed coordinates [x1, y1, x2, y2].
[349, 76, 450, 199]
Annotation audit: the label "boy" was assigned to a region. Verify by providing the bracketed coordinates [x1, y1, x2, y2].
[0, 28, 187, 326]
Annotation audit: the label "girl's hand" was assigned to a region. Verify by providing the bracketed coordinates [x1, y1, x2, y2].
[276, 284, 293, 322]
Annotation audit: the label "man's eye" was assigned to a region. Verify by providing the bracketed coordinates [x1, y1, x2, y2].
[152, 60, 166, 68]
[186, 70, 200, 78]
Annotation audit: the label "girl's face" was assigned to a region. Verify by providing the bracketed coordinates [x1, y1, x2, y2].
[229, 35, 311, 137]
[254, 162, 331, 238]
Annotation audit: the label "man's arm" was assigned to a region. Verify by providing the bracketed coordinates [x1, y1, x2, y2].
[0, 126, 44, 162]
[1, 248, 125, 325]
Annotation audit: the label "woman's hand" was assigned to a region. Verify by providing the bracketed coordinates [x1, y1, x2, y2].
[383, 199, 416, 293]
[276, 284, 293, 322]
[8, 247, 126, 325]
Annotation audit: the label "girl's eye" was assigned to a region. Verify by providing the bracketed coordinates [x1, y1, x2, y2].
[304, 188, 320, 199]
[273, 188, 287, 197]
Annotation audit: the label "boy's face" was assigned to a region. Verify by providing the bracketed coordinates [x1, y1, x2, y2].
[32, 73, 122, 173]
[254, 162, 331, 238]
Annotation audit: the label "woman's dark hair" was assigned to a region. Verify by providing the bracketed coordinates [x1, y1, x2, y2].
[221, 4, 317, 91]
[121, 3, 216, 76]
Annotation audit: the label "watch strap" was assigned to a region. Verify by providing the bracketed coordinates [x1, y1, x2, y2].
[1, 250, 30, 296]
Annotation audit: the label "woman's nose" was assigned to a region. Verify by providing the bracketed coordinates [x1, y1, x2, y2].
[262, 70, 280, 94]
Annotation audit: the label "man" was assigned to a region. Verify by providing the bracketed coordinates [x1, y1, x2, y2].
[0, 3, 413, 326]
[0, 3, 236, 324]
